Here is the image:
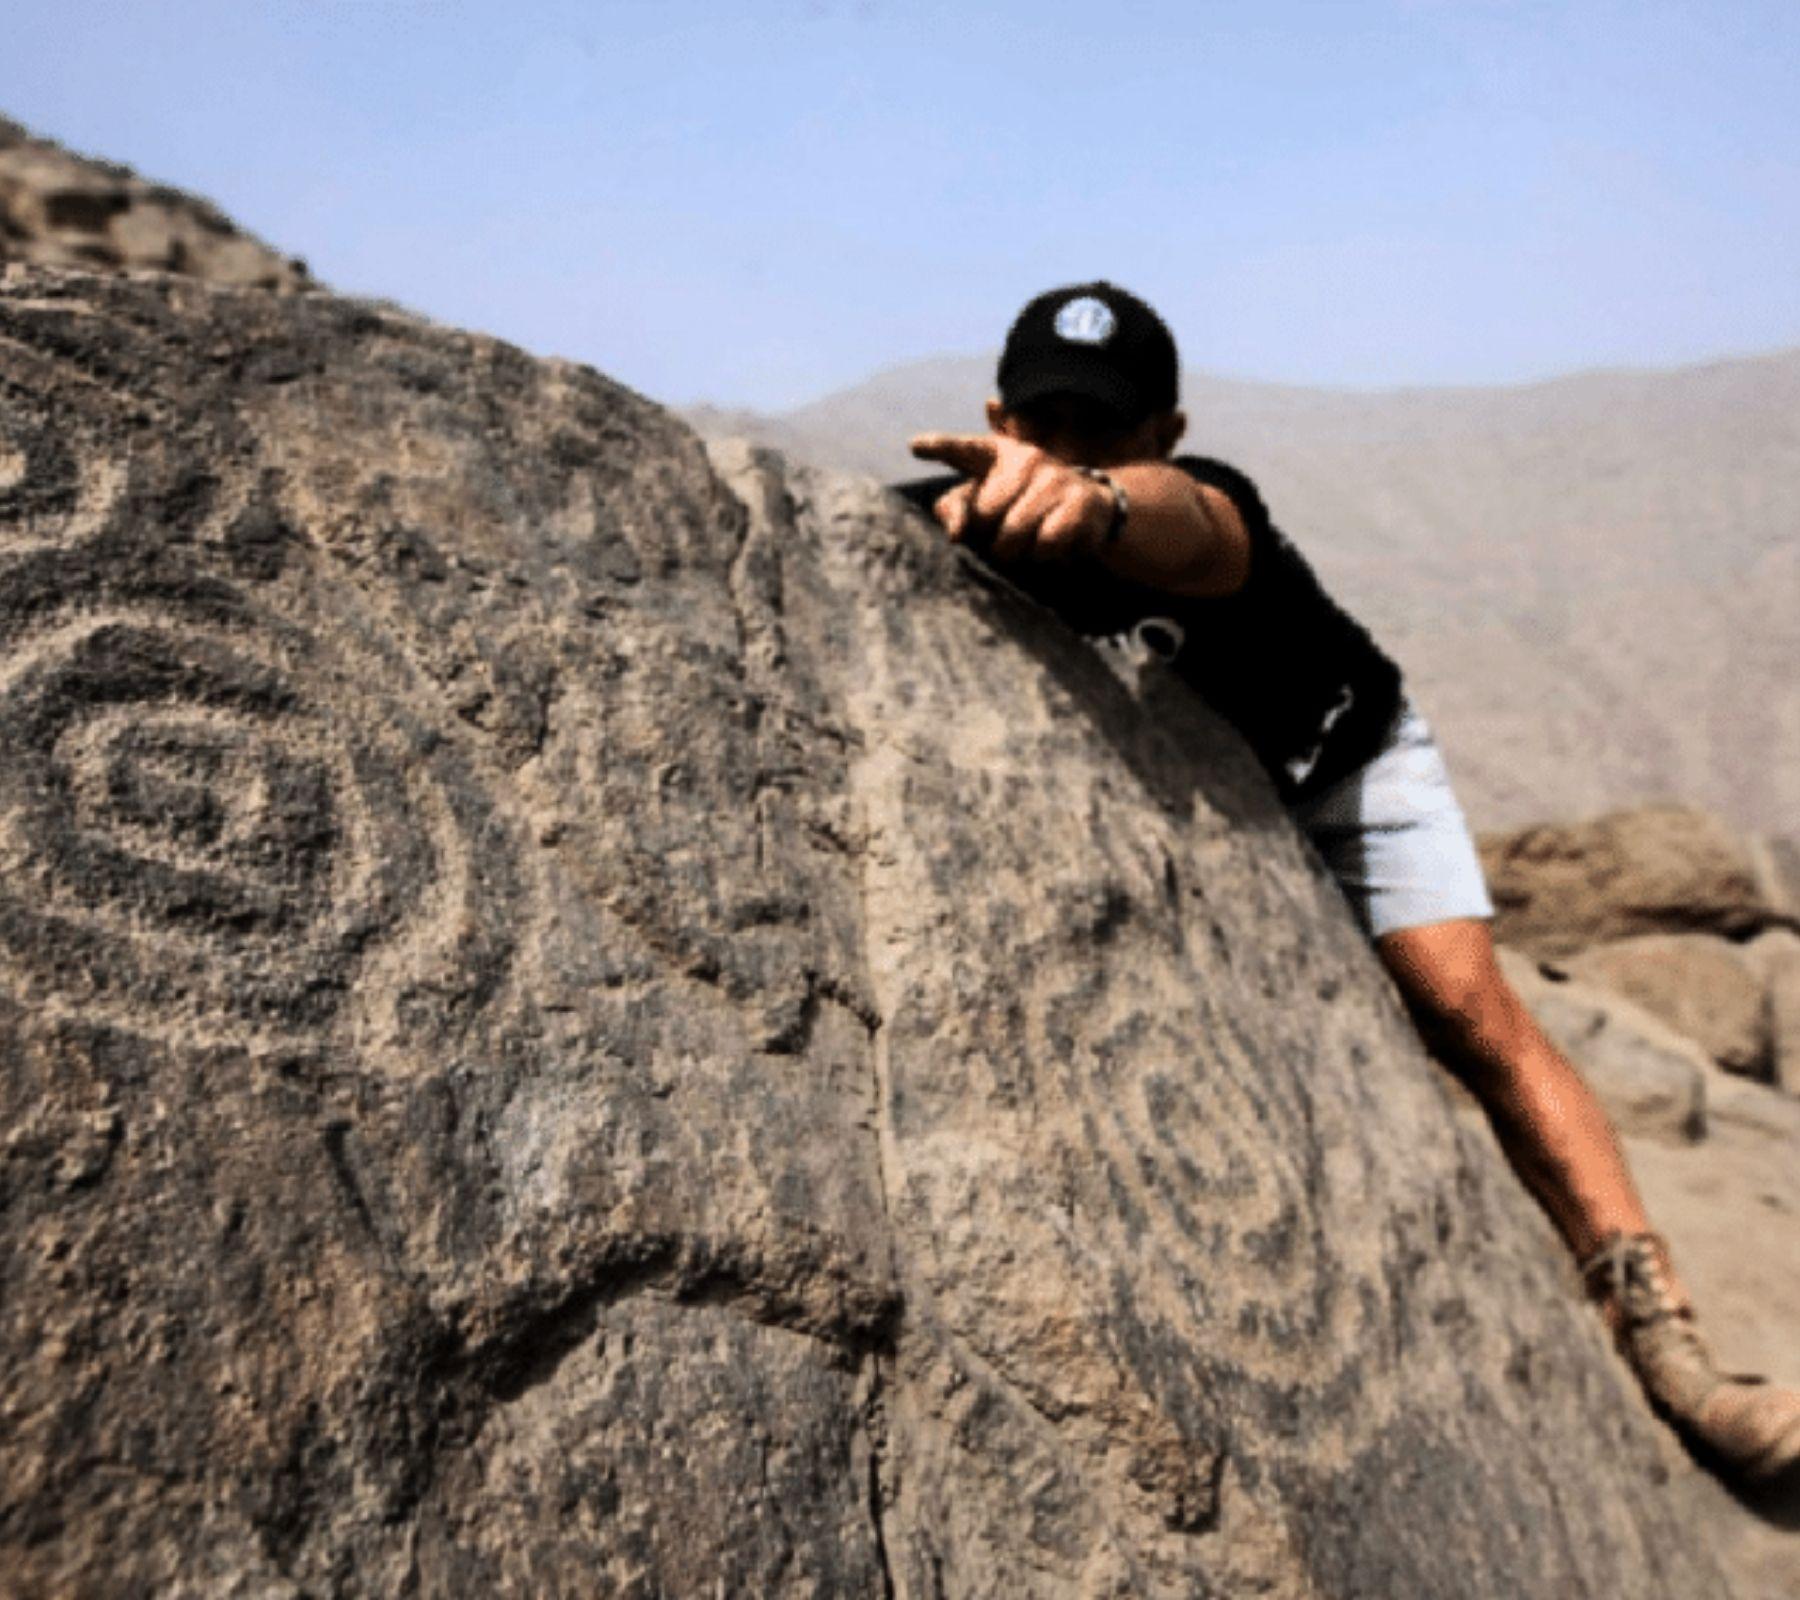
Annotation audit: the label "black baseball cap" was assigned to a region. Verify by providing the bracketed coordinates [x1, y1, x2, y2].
[997, 281, 1180, 427]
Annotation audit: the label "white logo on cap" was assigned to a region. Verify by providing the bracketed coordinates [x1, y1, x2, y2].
[1054, 295, 1116, 345]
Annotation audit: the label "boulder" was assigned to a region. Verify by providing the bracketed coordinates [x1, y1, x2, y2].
[1478, 804, 1785, 960]
[0, 269, 1741, 1597]
[1749, 833, 1800, 920]
[0, 114, 308, 289]
[1563, 933, 1773, 1081]
[1741, 928, 1800, 1095]
[1495, 948, 1708, 1143]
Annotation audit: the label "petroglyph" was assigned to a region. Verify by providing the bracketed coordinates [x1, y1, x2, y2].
[819, 482, 1399, 1517]
[0, 292, 522, 1063]
[0, 603, 517, 1055]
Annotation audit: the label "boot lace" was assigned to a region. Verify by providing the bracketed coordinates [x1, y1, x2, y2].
[1578, 1231, 1692, 1329]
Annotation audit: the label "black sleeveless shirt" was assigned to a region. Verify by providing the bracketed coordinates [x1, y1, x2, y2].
[892, 455, 1404, 804]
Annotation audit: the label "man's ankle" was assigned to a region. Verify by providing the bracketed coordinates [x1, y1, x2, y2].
[1578, 1230, 1694, 1337]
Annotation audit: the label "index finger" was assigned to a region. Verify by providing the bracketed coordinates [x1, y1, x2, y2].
[909, 432, 999, 476]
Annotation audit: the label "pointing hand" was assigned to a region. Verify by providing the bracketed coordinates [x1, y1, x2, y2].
[909, 432, 1116, 563]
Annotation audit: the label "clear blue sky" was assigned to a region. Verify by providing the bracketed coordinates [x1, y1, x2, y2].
[6, 1, 1798, 410]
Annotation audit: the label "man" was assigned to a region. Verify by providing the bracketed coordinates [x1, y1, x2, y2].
[895, 280, 1800, 1485]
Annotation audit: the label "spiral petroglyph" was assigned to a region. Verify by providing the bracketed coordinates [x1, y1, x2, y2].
[840, 657, 1389, 1465]
[1052, 1005, 1406, 1476]
[0, 538, 521, 1059]
[0, 606, 518, 1054]
[0, 288, 526, 1060]
[1078, 1024, 1350, 1369]
[904, 920, 1396, 1475]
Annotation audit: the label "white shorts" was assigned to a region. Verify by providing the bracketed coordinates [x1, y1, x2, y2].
[1287, 697, 1495, 940]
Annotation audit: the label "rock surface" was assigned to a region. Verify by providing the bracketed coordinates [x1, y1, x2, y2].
[1742, 928, 1800, 1094]
[1494, 947, 1800, 1599]
[1749, 834, 1800, 920]
[1614, 1066, 1800, 1600]
[1564, 933, 1773, 1081]
[0, 269, 1748, 1597]
[0, 115, 308, 290]
[1484, 951, 1800, 1600]
[1479, 804, 1787, 960]
[1495, 949, 1709, 1144]
[1496, 941, 1800, 1599]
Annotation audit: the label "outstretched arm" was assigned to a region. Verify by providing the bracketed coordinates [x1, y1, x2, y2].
[909, 432, 1251, 599]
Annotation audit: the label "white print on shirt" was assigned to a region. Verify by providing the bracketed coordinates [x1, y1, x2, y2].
[1131, 616, 1186, 662]
[1284, 684, 1356, 789]
[1104, 616, 1186, 669]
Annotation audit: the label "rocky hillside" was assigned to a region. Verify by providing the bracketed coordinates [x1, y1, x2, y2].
[688, 346, 1800, 842]
[0, 115, 308, 289]
[0, 266, 1759, 1598]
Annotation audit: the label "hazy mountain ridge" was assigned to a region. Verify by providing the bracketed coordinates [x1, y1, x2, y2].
[687, 347, 1800, 833]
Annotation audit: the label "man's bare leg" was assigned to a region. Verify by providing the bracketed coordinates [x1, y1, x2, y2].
[1374, 917, 1651, 1262]
[1376, 916, 1800, 1482]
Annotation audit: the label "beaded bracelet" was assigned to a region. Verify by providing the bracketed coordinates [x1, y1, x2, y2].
[1078, 466, 1130, 546]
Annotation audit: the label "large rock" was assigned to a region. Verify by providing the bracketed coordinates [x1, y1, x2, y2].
[1749, 833, 1800, 920]
[1495, 948, 1709, 1143]
[1564, 933, 1773, 1080]
[0, 114, 308, 289]
[1479, 803, 1788, 960]
[1742, 928, 1800, 1095]
[0, 269, 1743, 1597]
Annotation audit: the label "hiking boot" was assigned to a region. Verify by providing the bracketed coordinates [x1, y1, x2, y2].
[1582, 1231, 1800, 1484]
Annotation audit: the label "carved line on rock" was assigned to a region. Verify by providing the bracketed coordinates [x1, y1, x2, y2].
[0, 303, 206, 555]
[0, 293, 185, 381]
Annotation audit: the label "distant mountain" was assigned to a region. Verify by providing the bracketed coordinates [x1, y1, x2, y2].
[687, 350, 1800, 835]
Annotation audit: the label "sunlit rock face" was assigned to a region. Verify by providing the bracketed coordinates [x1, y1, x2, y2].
[0, 270, 1733, 1598]
[1479, 803, 1788, 961]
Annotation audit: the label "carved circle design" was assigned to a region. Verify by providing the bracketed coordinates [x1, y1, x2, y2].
[0, 295, 521, 1056]
[0, 296, 162, 552]
[1059, 1052, 1337, 1377]
[0, 597, 518, 1054]
[1082, 1013, 1344, 1369]
[906, 843, 1395, 1455]
[1028, 935, 1397, 1451]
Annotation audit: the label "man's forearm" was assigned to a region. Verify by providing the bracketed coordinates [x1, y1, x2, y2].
[1095, 462, 1250, 599]
[907, 431, 1251, 597]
